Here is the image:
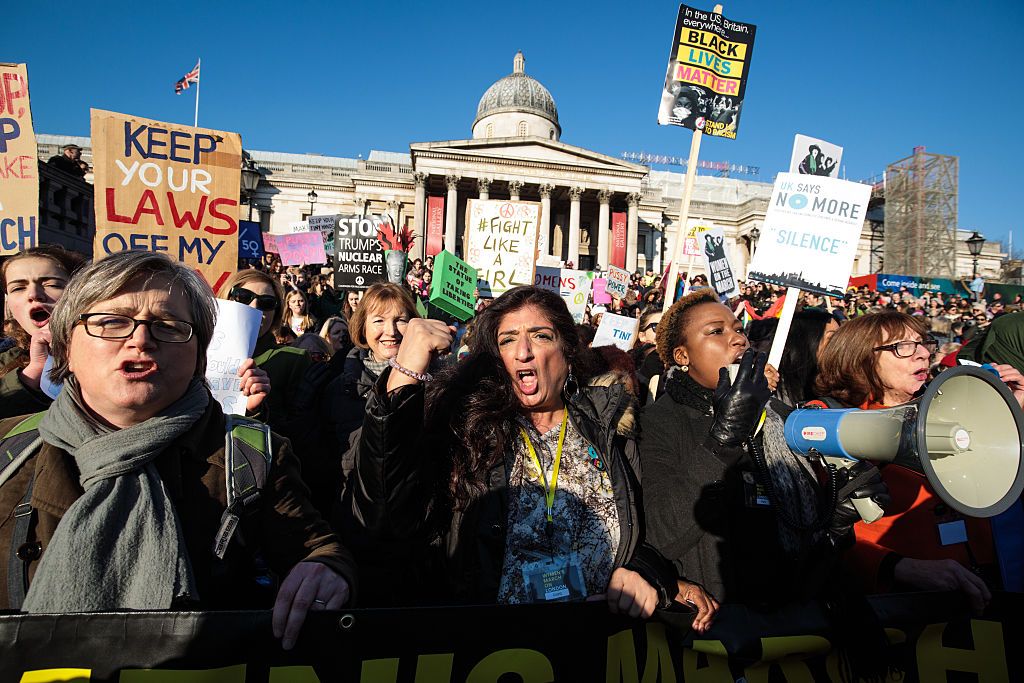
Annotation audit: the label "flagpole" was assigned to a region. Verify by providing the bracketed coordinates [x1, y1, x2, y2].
[194, 58, 201, 128]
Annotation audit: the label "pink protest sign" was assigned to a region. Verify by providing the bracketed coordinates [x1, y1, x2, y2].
[262, 233, 279, 253]
[592, 278, 612, 304]
[275, 231, 326, 266]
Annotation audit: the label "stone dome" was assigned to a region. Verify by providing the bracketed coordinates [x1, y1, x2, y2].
[474, 52, 560, 135]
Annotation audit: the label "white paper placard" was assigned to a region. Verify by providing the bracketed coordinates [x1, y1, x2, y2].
[700, 227, 740, 299]
[592, 312, 639, 352]
[605, 266, 630, 299]
[205, 299, 263, 415]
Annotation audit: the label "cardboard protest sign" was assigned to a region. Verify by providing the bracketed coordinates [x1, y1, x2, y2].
[262, 233, 279, 253]
[308, 214, 338, 257]
[606, 266, 630, 299]
[657, 4, 757, 140]
[592, 312, 640, 352]
[429, 250, 477, 321]
[276, 231, 327, 266]
[334, 214, 388, 290]
[747, 173, 871, 297]
[238, 220, 263, 259]
[206, 299, 262, 415]
[466, 199, 540, 297]
[286, 220, 310, 233]
[0, 63, 38, 255]
[91, 109, 241, 294]
[700, 226, 739, 299]
[791, 135, 843, 178]
[561, 269, 592, 324]
[592, 278, 612, 305]
[683, 221, 714, 257]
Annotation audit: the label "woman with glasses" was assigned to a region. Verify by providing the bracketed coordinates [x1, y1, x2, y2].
[815, 310, 1024, 614]
[0, 252, 354, 651]
[220, 270, 311, 439]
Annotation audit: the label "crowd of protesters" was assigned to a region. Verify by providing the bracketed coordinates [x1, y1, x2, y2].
[0, 243, 1021, 667]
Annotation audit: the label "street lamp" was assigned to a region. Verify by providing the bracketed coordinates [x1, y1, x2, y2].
[966, 230, 986, 279]
[307, 189, 318, 217]
[749, 226, 761, 262]
[240, 156, 261, 221]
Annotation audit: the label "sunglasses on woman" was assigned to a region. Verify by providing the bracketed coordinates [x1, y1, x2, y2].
[229, 287, 279, 311]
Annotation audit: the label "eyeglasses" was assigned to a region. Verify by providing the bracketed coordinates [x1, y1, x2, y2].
[229, 287, 279, 311]
[872, 337, 938, 358]
[642, 322, 659, 333]
[77, 313, 194, 343]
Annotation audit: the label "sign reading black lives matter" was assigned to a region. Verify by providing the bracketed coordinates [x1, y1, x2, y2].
[333, 214, 388, 289]
[747, 173, 871, 297]
[657, 3, 757, 140]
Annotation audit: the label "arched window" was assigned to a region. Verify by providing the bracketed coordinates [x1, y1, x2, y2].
[518, 121, 528, 137]
[549, 129, 555, 140]
[485, 123, 493, 138]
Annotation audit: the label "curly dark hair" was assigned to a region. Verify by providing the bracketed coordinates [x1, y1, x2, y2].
[655, 288, 718, 366]
[425, 286, 579, 511]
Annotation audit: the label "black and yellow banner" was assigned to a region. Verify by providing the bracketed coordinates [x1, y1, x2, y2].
[1, 592, 1020, 681]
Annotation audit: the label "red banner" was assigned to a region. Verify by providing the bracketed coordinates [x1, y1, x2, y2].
[611, 212, 627, 269]
[427, 196, 444, 257]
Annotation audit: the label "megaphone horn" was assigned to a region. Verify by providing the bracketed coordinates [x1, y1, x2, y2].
[785, 365, 1024, 520]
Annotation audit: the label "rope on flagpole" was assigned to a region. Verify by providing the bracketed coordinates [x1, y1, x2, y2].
[194, 58, 201, 128]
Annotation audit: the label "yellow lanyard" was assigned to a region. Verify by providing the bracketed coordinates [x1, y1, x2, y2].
[519, 412, 568, 525]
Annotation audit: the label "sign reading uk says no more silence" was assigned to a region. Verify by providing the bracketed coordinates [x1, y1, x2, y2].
[92, 109, 242, 294]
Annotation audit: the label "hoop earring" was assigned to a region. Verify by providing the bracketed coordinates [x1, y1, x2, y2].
[563, 370, 580, 398]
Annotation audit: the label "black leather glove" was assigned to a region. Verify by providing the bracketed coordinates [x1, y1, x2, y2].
[830, 461, 891, 539]
[708, 348, 772, 447]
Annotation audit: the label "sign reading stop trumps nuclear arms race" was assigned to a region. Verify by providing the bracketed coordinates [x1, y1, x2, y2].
[657, 4, 757, 140]
[333, 214, 388, 289]
[747, 173, 871, 298]
[466, 199, 541, 298]
[0, 63, 38, 255]
[92, 109, 241, 294]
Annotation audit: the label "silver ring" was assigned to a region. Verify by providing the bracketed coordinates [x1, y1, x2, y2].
[313, 599, 327, 606]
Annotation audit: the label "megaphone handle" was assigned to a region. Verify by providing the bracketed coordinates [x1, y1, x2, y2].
[852, 497, 884, 523]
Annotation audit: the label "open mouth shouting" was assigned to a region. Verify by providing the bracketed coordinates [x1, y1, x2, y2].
[119, 359, 159, 380]
[515, 368, 539, 395]
[28, 305, 52, 329]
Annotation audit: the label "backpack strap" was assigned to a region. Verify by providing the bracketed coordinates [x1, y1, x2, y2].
[212, 415, 273, 560]
[0, 412, 47, 610]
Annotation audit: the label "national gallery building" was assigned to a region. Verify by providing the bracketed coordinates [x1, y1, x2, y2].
[37, 52, 1003, 281]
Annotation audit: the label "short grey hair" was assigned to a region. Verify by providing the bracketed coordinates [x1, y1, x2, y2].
[49, 251, 217, 383]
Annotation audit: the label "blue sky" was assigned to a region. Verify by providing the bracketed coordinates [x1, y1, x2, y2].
[9, 0, 1024, 254]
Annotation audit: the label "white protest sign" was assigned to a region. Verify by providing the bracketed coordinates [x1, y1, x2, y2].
[700, 227, 740, 299]
[287, 220, 310, 234]
[560, 269, 592, 324]
[747, 173, 870, 298]
[466, 199, 540, 297]
[592, 313, 640, 352]
[206, 299, 263, 415]
[791, 135, 843, 179]
[606, 266, 630, 299]
[307, 215, 337, 257]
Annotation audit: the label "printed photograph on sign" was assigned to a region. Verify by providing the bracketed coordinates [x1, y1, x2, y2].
[791, 135, 843, 178]
[747, 173, 871, 297]
[700, 227, 739, 299]
[466, 199, 540, 297]
[0, 63, 38, 255]
[656, 4, 757, 140]
[91, 109, 242, 294]
[334, 214, 389, 290]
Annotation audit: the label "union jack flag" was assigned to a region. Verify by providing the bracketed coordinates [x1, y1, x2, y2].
[174, 61, 200, 94]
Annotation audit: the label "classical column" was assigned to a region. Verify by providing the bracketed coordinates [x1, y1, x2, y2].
[539, 183, 554, 257]
[478, 177, 491, 201]
[508, 180, 524, 201]
[597, 190, 611, 271]
[412, 172, 427, 260]
[568, 186, 583, 267]
[653, 226, 663, 271]
[387, 200, 402, 227]
[444, 174, 460, 254]
[626, 193, 642, 272]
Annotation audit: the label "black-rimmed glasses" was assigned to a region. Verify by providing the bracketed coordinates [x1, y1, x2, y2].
[642, 322, 659, 333]
[77, 313, 194, 343]
[872, 337, 938, 358]
[228, 287, 279, 312]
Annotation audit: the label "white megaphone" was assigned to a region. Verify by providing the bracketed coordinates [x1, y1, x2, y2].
[784, 365, 1024, 522]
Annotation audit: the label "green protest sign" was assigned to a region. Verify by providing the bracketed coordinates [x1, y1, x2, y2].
[430, 250, 477, 321]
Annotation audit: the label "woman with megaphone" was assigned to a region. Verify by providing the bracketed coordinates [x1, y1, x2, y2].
[640, 289, 889, 632]
[815, 310, 1024, 613]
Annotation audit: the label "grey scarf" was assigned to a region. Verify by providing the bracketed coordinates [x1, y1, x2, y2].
[761, 405, 825, 554]
[22, 377, 209, 613]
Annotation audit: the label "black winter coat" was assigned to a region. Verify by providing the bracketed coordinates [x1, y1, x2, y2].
[339, 369, 678, 608]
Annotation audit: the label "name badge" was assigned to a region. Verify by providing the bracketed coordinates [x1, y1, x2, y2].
[521, 553, 587, 603]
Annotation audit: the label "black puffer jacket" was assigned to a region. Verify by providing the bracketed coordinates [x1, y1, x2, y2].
[339, 368, 678, 608]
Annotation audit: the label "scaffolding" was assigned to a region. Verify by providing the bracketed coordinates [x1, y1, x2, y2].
[883, 148, 958, 278]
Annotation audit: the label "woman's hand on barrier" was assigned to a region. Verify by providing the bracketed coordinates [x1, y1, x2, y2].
[238, 358, 270, 412]
[675, 580, 719, 633]
[991, 363, 1024, 409]
[273, 561, 351, 650]
[595, 567, 659, 619]
[894, 557, 991, 615]
[20, 328, 51, 392]
[387, 319, 455, 392]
